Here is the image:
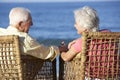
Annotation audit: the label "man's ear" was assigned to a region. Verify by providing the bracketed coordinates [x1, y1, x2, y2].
[18, 21, 23, 26]
[17, 21, 24, 32]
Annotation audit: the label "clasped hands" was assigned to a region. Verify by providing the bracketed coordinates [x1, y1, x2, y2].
[58, 41, 68, 53]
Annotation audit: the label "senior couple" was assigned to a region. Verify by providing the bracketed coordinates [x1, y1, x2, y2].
[0, 6, 110, 80]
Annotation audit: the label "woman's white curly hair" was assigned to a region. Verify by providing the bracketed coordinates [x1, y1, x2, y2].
[74, 6, 99, 32]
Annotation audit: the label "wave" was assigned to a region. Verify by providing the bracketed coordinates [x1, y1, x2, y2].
[37, 38, 74, 46]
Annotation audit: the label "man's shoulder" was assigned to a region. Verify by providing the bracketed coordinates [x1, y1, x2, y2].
[0, 27, 7, 34]
[0, 27, 6, 31]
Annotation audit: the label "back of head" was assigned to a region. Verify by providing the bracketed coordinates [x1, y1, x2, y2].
[9, 7, 31, 26]
[74, 6, 99, 32]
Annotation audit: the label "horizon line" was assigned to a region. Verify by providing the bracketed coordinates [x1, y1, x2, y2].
[0, 0, 119, 3]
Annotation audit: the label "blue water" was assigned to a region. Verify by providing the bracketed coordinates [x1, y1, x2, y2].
[0, 2, 120, 77]
[0, 1, 120, 45]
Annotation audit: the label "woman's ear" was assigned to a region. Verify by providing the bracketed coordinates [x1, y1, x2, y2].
[84, 29, 89, 32]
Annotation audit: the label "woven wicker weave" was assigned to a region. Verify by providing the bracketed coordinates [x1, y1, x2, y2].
[21, 55, 56, 80]
[0, 35, 56, 80]
[0, 35, 22, 80]
[59, 32, 120, 80]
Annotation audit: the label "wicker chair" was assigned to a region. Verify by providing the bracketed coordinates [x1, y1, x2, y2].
[59, 32, 120, 80]
[0, 35, 56, 80]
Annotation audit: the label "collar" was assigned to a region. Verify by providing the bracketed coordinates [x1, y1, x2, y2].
[7, 26, 20, 32]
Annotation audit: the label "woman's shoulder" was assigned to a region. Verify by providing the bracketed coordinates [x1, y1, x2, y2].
[99, 29, 111, 32]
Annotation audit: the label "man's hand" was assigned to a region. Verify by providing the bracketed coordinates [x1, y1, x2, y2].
[58, 41, 68, 53]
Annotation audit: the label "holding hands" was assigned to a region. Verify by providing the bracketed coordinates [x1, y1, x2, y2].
[59, 41, 68, 53]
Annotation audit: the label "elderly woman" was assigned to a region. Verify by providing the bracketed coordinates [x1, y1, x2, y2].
[60, 6, 111, 79]
[61, 6, 103, 61]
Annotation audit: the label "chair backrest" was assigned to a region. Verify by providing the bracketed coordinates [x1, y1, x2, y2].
[33, 60, 56, 80]
[0, 35, 57, 80]
[0, 35, 22, 80]
[59, 32, 120, 80]
[81, 32, 120, 80]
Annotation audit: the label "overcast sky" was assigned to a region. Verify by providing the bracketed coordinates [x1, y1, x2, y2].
[0, 0, 119, 3]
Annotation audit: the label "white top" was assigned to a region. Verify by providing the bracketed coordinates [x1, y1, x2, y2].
[0, 26, 59, 61]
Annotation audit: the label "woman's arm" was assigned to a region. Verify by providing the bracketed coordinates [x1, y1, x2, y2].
[61, 38, 82, 61]
[68, 39, 77, 49]
[61, 47, 78, 61]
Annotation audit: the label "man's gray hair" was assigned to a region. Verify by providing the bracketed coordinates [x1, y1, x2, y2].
[74, 6, 99, 32]
[9, 7, 31, 26]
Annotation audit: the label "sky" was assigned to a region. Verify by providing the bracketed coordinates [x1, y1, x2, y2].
[0, 0, 119, 3]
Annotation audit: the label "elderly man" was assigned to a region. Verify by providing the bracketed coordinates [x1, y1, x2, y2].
[0, 7, 66, 61]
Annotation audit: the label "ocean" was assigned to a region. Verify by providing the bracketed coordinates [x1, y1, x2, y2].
[0, 1, 120, 45]
[0, 1, 120, 78]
